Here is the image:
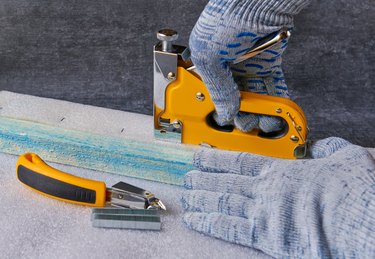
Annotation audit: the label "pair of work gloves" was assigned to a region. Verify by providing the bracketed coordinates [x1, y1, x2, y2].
[181, 0, 375, 258]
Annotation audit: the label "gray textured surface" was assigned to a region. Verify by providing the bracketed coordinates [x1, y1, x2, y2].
[0, 0, 374, 146]
[0, 152, 269, 259]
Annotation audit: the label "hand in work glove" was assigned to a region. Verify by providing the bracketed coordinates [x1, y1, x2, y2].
[190, 0, 310, 132]
[181, 137, 375, 258]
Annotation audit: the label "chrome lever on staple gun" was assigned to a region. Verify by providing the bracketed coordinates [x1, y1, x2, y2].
[233, 29, 291, 64]
[187, 29, 291, 74]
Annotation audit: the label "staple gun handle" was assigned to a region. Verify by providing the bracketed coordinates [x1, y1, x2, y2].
[16, 153, 107, 207]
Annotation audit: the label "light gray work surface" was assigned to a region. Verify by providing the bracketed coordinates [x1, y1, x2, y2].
[0, 152, 269, 259]
[2, 148, 375, 259]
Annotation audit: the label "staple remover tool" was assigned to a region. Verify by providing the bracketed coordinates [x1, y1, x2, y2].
[16, 153, 166, 210]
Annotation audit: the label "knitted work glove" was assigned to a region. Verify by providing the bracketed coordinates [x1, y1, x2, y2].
[190, 0, 310, 132]
[181, 137, 375, 258]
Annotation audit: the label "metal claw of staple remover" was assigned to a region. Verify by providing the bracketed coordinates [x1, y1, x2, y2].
[154, 28, 309, 159]
[110, 181, 166, 210]
[16, 153, 166, 211]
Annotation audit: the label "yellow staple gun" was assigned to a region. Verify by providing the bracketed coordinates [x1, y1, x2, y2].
[153, 29, 308, 159]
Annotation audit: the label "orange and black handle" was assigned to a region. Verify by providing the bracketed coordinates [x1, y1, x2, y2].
[16, 153, 107, 207]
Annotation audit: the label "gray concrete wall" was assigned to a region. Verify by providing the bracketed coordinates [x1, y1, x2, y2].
[0, 0, 374, 146]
